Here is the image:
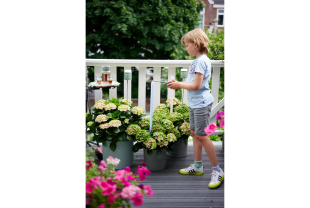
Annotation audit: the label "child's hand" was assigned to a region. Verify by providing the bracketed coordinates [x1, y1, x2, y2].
[166, 79, 180, 90]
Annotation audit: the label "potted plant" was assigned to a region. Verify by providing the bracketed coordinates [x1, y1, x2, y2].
[86, 98, 146, 169]
[86, 154, 154, 208]
[129, 98, 191, 170]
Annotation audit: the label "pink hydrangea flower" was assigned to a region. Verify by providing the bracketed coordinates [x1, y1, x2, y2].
[86, 160, 92, 171]
[97, 204, 105, 208]
[204, 123, 217, 136]
[219, 116, 224, 128]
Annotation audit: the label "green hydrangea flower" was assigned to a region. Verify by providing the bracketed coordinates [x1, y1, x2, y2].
[153, 132, 166, 141]
[158, 140, 169, 148]
[126, 124, 141, 135]
[144, 138, 157, 150]
[168, 112, 183, 122]
[174, 104, 189, 114]
[166, 97, 181, 106]
[162, 119, 174, 131]
[166, 128, 181, 139]
[139, 118, 150, 128]
[151, 124, 165, 132]
[124, 119, 129, 124]
[180, 122, 191, 136]
[166, 133, 177, 142]
[135, 130, 150, 142]
[183, 112, 189, 122]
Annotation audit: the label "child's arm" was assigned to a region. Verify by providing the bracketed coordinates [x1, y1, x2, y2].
[166, 72, 203, 90]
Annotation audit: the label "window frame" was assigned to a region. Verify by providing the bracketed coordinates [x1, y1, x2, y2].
[198, 8, 205, 29]
[217, 9, 224, 27]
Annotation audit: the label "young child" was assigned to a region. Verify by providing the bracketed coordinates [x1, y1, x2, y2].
[166, 28, 224, 189]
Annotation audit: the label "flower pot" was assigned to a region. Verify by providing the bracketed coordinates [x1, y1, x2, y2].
[167, 137, 188, 158]
[143, 148, 167, 171]
[101, 140, 134, 169]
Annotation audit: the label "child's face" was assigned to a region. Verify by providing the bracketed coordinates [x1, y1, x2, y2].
[184, 41, 198, 57]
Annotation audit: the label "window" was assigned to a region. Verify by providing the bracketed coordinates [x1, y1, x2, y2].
[198, 9, 205, 29]
[217, 9, 224, 26]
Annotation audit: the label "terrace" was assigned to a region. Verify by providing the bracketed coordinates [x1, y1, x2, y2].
[86, 59, 225, 207]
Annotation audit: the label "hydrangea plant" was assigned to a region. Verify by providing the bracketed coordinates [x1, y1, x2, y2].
[129, 97, 191, 158]
[86, 97, 146, 152]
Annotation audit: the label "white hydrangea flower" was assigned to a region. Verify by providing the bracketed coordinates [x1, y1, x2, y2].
[109, 120, 122, 128]
[118, 104, 130, 112]
[95, 114, 108, 123]
[99, 123, 110, 129]
[104, 103, 117, 111]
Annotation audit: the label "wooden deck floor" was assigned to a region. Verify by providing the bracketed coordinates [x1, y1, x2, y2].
[91, 145, 224, 208]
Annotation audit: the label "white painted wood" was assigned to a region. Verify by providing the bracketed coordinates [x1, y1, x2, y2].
[138, 67, 146, 110]
[211, 67, 221, 109]
[182, 77, 189, 105]
[210, 98, 224, 123]
[167, 67, 176, 99]
[153, 67, 161, 108]
[109, 65, 117, 100]
[94, 65, 102, 103]
[211, 98, 224, 118]
[123, 67, 132, 101]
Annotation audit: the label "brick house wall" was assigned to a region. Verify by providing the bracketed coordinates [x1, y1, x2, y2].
[200, 0, 224, 30]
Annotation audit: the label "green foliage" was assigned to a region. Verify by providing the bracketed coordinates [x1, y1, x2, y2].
[86, 0, 205, 59]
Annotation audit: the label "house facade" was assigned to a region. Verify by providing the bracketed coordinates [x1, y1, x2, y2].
[199, 0, 224, 31]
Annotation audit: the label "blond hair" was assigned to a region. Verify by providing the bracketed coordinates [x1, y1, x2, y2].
[181, 28, 209, 54]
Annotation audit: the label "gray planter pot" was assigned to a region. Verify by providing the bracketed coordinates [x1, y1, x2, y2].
[143, 148, 167, 171]
[167, 137, 188, 158]
[101, 140, 134, 169]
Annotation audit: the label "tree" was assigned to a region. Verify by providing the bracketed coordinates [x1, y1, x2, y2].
[86, 0, 205, 59]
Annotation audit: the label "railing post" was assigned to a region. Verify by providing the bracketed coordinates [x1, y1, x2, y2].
[138, 66, 146, 110]
[211, 66, 221, 109]
[94, 65, 103, 103]
[153, 66, 161, 108]
[167, 67, 176, 99]
[109, 65, 117, 100]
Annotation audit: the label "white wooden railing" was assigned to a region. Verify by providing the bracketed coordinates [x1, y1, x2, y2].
[86, 59, 224, 123]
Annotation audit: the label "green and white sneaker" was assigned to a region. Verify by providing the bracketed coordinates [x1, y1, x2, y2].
[208, 170, 224, 188]
[179, 164, 204, 175]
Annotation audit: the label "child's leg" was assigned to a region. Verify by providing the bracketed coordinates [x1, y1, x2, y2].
[194, 134, 218, 167]
[191, 130, 203, 161]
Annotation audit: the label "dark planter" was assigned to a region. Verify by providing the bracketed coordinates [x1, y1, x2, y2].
[101, 140, 134, 169]
[167, 137, 188, 158]
[143, 148, 167, 171]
